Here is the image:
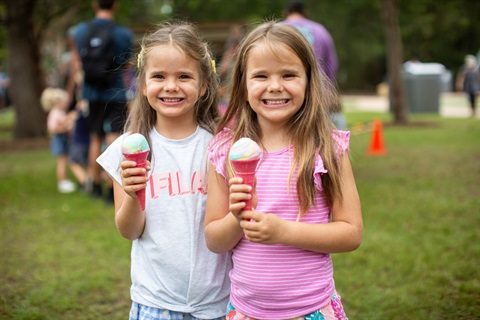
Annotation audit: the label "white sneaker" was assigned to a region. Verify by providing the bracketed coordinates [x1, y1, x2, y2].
[58, 180, 76, 193]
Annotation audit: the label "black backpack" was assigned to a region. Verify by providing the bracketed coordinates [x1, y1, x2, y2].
[79, 20, 116, 89]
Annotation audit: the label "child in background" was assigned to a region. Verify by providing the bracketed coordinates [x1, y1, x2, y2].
[41, 88, 77, 193]
[96, 22, 231, 320]
[205, 21, 363, 319]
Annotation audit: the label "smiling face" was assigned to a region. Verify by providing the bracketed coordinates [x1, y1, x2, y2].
[245, 42, 307, 128]
[142, 45, 205, 125]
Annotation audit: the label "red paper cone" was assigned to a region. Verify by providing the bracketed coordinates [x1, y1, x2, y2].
[123, 150, 149, 210]
[231, 158, 260, 210]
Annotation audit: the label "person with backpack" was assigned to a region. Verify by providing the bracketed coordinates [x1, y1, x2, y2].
[71, 0, 133, 203]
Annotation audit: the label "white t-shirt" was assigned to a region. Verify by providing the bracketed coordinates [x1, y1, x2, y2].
[97, 126, 231, 319]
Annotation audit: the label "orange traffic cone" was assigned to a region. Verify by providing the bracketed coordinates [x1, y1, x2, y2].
[367, 119, 386, 155]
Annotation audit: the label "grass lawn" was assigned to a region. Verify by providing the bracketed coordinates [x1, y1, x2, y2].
[1, 108, 479, 319]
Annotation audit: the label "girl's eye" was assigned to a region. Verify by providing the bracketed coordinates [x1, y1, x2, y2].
[284, 73, 296, 78]
[153, 74, 164, 79]
[179, 74, 192, 79]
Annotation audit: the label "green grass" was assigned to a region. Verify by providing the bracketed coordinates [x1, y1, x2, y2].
[336, 114, 480, 318]
[0, 108, 14, 140]
[1, 109, 479, 319]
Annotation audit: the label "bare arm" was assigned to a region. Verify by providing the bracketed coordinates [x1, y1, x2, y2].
[113, 160, 150, 240]
[239, 154, 363, 253]
[204, 163, 248, 253]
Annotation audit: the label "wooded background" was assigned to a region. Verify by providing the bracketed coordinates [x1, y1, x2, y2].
[1, 0, 479, 137]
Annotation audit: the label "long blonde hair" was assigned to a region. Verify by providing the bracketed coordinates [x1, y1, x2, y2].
[218, 21, 343, 216]
[125, 21, 220, 161]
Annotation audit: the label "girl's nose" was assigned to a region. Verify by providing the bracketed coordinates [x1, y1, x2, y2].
[164, 79, 179, 92]
[268, 78, 283, 92]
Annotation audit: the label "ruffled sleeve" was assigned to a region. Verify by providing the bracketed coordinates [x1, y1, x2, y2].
[314, 130, 350, 190]
[208, 128, 234, 179]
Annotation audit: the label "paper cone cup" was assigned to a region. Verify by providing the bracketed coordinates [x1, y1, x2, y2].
[123, 150, 149, 211]
[231, 158, 260, 211]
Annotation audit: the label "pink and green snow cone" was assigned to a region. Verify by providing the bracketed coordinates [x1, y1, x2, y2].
[229, 138, 262, 211]
[122, 133, 150, 211]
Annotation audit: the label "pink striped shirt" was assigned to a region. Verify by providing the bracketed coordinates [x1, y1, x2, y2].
[208, 129, 350, 319]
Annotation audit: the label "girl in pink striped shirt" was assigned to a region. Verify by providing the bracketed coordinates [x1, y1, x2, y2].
[205, 21, 363, 320]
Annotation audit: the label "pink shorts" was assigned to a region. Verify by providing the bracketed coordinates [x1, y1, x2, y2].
[226, 291, 348, 320]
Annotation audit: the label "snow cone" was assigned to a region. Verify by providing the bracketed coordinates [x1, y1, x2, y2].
[229, 138, 262, 211]
[122, 133, 150, 211]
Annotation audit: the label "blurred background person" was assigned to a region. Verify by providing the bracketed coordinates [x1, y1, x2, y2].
[66, 27, 90, 192]
[217, 24, 245, 114]
[41, 88, 78, 193]
[456, 54, 479, 117]
[71, 0, 133, 203]
[0, 65, 10, 110]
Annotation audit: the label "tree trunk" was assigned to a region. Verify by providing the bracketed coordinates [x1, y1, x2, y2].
[5, 0, 47, 139]
[381, 0, 409, 124]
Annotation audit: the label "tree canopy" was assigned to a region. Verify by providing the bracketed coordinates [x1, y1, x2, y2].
[2, 0, 478, 91]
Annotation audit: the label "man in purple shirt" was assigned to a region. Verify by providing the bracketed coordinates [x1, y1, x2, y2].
[283, 0, 338, 83]
[283, 0, 345, 129]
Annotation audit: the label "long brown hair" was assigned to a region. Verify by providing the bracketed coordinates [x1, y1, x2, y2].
[217, 21, 344, 217]
[125, 21, 220, 161]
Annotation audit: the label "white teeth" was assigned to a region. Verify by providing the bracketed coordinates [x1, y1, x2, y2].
[163, 98, 181, 103]
[265, 99, 287, 105]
